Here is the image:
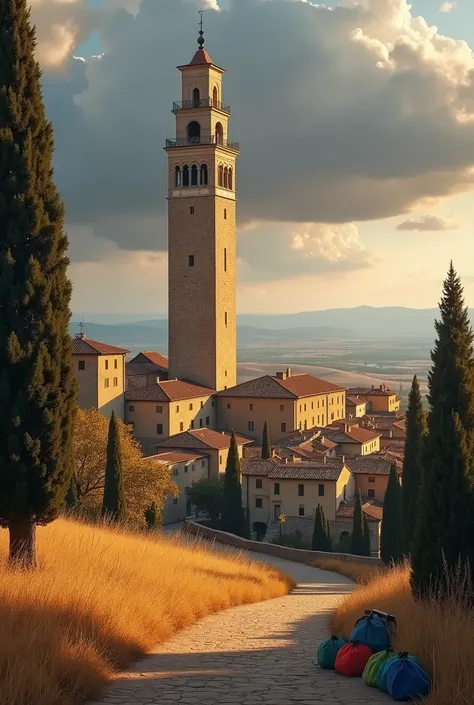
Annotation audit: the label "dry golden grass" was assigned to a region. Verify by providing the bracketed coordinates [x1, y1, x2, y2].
[0, 519, 292, 705]
[330, 561, 474, 705]
[310, 557, 387, 585]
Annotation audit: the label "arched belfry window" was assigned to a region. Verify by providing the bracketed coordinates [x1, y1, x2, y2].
[187, 121, 201, 145]
[182, 165, 190, 187]
[215, 122, 223, 145]
[228, 168, 233, 190]
[218, 165, 224, 187]
[191, 164, 198, 186]
[192, 88, 200, 107]
[213, 86, 218, 108]
[200, 163, 208, 186]
[223, 167, 228, 189]
[174, 166, 181, 188]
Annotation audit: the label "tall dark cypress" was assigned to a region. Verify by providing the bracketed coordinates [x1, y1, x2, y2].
[411, 264, 474, 599]
[312, 503, 328, 551]
[381, 464, 403, 564]
[221, 431, 246, 536]
[261, 421, 271, 460]
[350, 491, 365, 556]
[102, 412, 126, 522]
[0, 0, 77, 566]
[402, 376, 427, 554]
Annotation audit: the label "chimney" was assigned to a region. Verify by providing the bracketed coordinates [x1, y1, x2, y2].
[323, 455, 327, 464]
[285, 457, 288, 464]
[286, 367, 291, 378]
[275, 371, 287, 380]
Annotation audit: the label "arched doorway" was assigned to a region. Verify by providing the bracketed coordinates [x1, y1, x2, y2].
[187, 121, 201, 145]
[192, 88, 200, 107]
[215, 122, 223, 145]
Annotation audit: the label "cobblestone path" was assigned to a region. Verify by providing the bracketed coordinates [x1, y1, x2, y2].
[92, 552, 391, 705]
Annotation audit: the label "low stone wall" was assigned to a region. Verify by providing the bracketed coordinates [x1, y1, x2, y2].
[182, 521, 383, 566]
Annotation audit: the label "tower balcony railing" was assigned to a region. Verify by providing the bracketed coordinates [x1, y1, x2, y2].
[172, 98, 231, 114]
[165, 135, 240, 151]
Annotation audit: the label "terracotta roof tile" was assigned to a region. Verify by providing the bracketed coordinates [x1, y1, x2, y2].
[216, 373, 345, 399]
[336, 499, 383, 522]
[188, 48, 213, 66]
[151, 451, 209, 464]
[347, 386, 397, 398]
[346, 395, 367, 405]
[156, 428, 253, 451]
[344, 457, 393, 475]
[126, 380, 214, 402]
[242, 458, 344, 481]
[129, 351, 168, 369]
[71, 336, 129, 355]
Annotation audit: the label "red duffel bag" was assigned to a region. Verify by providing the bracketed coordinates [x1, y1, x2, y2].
[335, 640, 373, 677]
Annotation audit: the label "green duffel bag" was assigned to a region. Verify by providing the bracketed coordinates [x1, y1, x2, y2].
[317, 635, 347, 669]
[363, 648, 395, 687]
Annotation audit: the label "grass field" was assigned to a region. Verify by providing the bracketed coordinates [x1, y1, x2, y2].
[330, 561, 474, 705]
[0, 519, 292, 705]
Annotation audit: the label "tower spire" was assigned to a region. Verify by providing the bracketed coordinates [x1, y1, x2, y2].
[198, 10, 205, 50]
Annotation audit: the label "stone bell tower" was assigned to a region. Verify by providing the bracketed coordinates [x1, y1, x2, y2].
[164, 22, 239, 392]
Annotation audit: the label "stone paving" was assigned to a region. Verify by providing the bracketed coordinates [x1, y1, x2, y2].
[91, 552, 391, 705]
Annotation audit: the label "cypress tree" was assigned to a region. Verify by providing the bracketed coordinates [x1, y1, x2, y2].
[411, 264, 474, 599]
[0, 0, 77, 566]
[402, 375, 427, 554]
[363, 515, 371, 557]
[312, 503, 328, 550]
[381, 464, 403, 564]
[102, 412, 126, 522]
[261, 421, 271, 459]
[350, 490, 365, 556]
[326, 518, 332, 552]
[221, 431, 246, 536]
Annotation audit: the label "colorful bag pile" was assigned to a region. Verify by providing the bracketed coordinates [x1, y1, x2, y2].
[350, 612, 391, 653]
[385, 652, 431, 701]
[362, 649, 395, 687]
[317, 635, 347, 669]
[335, 640, 373, 676]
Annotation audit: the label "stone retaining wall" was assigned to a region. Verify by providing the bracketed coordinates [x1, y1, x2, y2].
[182, 521, 383, 566]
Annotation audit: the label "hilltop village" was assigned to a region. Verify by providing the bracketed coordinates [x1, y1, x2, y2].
[71, 39, 403, 554]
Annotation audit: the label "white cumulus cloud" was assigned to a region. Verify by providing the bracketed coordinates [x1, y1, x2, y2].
[396, 214, 459, 231]
[440, 1, 456, 13]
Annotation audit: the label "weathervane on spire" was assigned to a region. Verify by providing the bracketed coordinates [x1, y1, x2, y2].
[198, 10, 205, 50]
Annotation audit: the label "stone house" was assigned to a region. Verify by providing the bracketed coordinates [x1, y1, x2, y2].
[149, 450, 210, 525]
[323, 422, 382, 456]
[126, 351, 169, 390]
[344, 457, 394, 501]
[346, 395, 368, 418]
[334, 499, 383, 556]
[346, 385, 401, 414]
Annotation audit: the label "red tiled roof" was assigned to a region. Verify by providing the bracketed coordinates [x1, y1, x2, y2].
[188, 48, 213, 66]
[344, 457, 393, 475]
[346, 395, 367, 405]
[71, 336, 129, 355]
[347, 386, 397, 398]
[156, 428, 253, 451]
[216, 373, 344, 399]
[336, 499, 383, 522]
[242, 458, 344, 481]
[126, 380, 214, 402]
[325, 425, 382, 444]
[151, 451, 208, 464]
[129, 351, 168, 369]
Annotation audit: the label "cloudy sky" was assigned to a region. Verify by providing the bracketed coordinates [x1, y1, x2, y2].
[30, 0, 474, 317]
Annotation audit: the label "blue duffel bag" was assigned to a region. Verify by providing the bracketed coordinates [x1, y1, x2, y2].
[350, 612, 391, 653]
[386, 652, 430, 701]
[376, 652, 419, 693]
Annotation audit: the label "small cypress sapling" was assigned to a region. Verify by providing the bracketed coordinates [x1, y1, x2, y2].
[350, 491, 365, 556]
[221, 431, 246, 536]
[381, 464, 403, 565]
[312, 504, 328, 550]
[102, 412, 127, 522]
[326, 518, 332, 551]
[261, 421, 272, 459]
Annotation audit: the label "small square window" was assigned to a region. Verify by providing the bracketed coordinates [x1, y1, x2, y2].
[298, 505, 305, 516]
[190, 206, 195, 215]
[368, 476, 376, 483]
[200, 401, 204, 409]
[255, 498, 263, 509]
[318, 484, 325, 497]
[180, 422, 184, 432]
[128, 405, 135, 412]
[104, 379, 109, 389]
[368, 488, 376, 498]
[212, 400, 215, 407]
[105, 360, 109, 370]
[173, 497, 178, 504]
[190, 420, 194, 429]
[227, 403, 231, 409]
[298, 484, 304, 497]
[189, 403, 193, 411]
[248, 421, 255, 432]
[304, 403, 306, 411]
[114, 359, 118, 369]
[280, 405, 284, 412]
[224, 208, 227, 220]
[188, 255, 195, 266]
[173, 468, 179, 476]
[201, 459, 205, 467]
[199, 418, 203, 427]
[249, 403, 253, 411]
[205, 416, 210, 425]
[220, 455, 223, 465]
[156, 405, 163, 413]
[157, 424, 163, 434]
[281, 422, 286, 432]
[78, 360, 85, 371]
[225, 311, 228, 327]
[184, 466, 188, 474]
[113, 377, 118, 387]
[256, 478, 263, 489]
[274, 483, 280, 495]
[176, 405, 180, 413]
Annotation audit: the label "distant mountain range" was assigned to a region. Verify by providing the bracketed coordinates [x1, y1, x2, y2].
[71, 306, 473, 351]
